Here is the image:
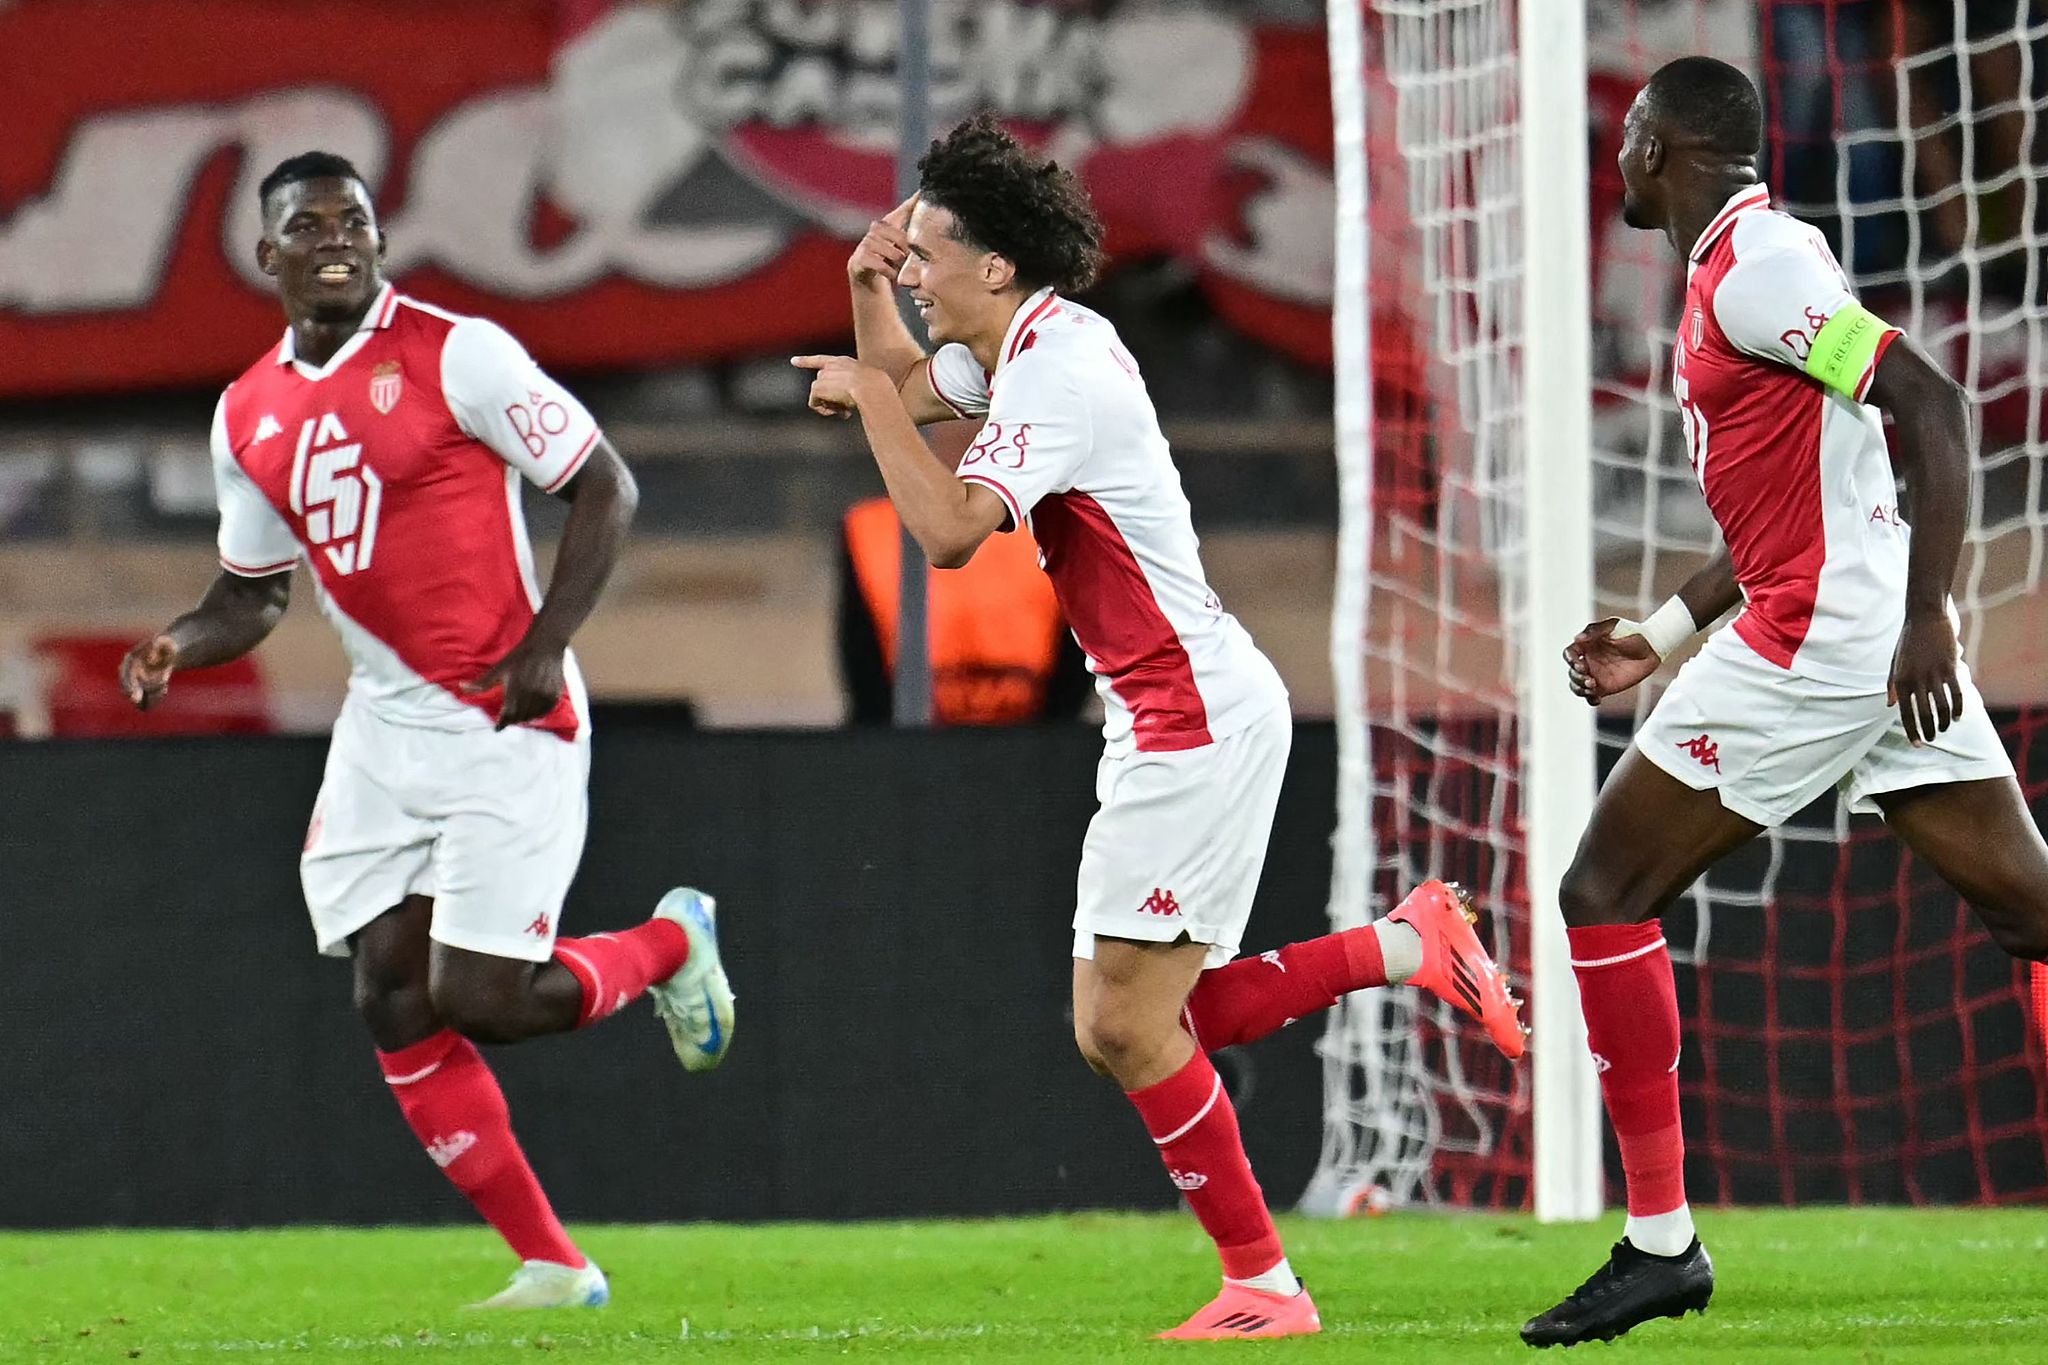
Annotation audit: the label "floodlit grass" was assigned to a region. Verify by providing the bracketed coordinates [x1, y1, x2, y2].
[6, 1208, 2048, 1361]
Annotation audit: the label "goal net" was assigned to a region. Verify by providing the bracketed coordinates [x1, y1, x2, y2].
[1313, 0, 2048, 1216]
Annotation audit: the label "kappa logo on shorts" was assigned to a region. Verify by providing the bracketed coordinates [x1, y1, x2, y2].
[1140, 888, 1181, 916]
[525, 913, 553, 938]
[1677, 733, 1723, 773]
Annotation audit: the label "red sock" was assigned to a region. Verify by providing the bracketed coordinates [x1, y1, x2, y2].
[377, 1030, 583, 1266]
[552, 918, 690, 1027]
[1126, 1048, 1285, 1280]
[1181, 929, 1387, 1051]
[1569, 920, 1686, 1217]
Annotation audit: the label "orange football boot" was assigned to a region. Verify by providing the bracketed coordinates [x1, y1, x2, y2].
[1157, 1282, 1322, 1340]
[1387, 879, 1528, 1059]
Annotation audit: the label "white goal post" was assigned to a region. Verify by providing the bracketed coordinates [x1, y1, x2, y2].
[1312, 0, 1603, 1221]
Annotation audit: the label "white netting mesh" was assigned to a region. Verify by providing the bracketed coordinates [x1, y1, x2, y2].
[1315, 0, 2048, 1214]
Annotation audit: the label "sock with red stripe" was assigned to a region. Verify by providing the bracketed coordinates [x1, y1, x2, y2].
[552, 919, 690, 1028]
[1569, 919, 1694, 1255]
[1126, 1048, 1296, 1291]
[377, 1030, 584, 1267]
[1181, 921, 1421, 1052]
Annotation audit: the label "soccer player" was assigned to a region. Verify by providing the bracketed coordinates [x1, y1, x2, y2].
[793, 115, 1526, 1341]
[1524, 58, 2048, 1346]
[118, 152, 736, 1309]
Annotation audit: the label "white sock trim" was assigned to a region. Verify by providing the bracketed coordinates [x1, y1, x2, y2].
[382, 1061, 443, 1087]
[1226, 1257, 1301, 1297]
[1569, 937, 1667, 969]
[1152, 1074, 1222, 1146]
[1374, 919, 1424, 985]
[1623, 1205, 1696, 1257]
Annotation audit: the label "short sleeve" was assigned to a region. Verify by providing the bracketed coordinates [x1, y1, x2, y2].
[441, 317, 602, 492]
[955, 353, 1090, 530]
[213, 393, 300, 577]
[1712, 231, 1901, 402]
[928, 342, 992, 418]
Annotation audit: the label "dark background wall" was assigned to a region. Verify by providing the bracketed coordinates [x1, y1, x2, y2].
[6, 718, 2046, 1228]
[0, 721, 1337, 1228]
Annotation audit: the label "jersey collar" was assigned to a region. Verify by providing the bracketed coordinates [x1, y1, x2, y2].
[1688, 182, 1772, 264]
[275, 282, 401, 366]
[994, 286, 1060, 372]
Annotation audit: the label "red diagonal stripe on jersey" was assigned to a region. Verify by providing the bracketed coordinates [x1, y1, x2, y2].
[1030, 489, 1211, 752]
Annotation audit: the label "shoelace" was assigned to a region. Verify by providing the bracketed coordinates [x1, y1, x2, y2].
[1558, 1243, 1637, 1309]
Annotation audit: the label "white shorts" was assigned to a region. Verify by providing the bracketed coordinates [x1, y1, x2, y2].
[1635, 629, 2015, 828]
[301, 703, 590, 962]
[1072, 703, 1292, 970]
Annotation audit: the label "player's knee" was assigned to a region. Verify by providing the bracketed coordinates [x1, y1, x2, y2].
[353, 957, 434, 1043]
[1558, 858, 1632, 929]
[1073, 998, 1172, 1083]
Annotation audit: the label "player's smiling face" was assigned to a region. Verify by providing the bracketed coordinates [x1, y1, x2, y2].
[898, 201, 1012, 349]
[258, 177, 386, 325]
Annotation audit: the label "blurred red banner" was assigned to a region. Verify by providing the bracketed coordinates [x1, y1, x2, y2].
[0, 0, 1333, 398]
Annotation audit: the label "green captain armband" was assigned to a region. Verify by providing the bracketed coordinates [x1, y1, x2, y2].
[1804, 302, 1897, 401]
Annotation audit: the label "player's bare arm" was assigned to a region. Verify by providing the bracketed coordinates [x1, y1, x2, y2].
[1565, 546, 1741, 705]
[848, 195, 956, 425]
[1864, 336, 1971, 744]
[464, 438, 638, 730]
[793, 354, 1005, 568]
[120, 569, 291, 710]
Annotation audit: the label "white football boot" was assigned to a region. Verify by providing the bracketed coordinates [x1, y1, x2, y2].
[468, 1259, 609, 1309]
[647, 887, 736, 1072]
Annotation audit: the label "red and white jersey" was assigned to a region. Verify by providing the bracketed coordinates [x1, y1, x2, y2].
[929, 287, 1288, 754]
[1677, 183, 1908, 684]
[212, 284, 598, 739]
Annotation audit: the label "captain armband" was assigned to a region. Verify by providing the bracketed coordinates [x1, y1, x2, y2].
[1804, 302, 1899, 402]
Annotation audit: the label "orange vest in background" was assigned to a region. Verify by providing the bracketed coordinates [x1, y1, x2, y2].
[844, 497, 1065, 725]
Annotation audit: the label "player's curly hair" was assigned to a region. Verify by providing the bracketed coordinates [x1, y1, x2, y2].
[917, 113, 1105, 294]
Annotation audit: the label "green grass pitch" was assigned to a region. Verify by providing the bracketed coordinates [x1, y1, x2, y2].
[6, 1209, 2047, 1362]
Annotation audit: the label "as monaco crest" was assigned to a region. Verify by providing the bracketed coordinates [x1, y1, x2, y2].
[369, 360, 403, 415]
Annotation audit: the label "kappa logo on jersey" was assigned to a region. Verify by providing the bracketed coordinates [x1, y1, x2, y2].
[369, 359, 403, 415]
[1260, 949, 1287, 973]
[1140, 888, 1181, 916]
[1676, 733, 1722, 773]
[253, 413, 283, 443]
[1590, 1052, 1613, 1075]
[525, 913, 553, 939]
[288, 413, 384, 576]
[1690, 308, 1703, 351]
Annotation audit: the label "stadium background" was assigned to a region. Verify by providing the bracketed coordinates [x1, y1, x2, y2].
[4, 0, 2047, 1240]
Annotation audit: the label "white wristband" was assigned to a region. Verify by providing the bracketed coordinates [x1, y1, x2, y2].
[1614, 595, 1697, 660]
